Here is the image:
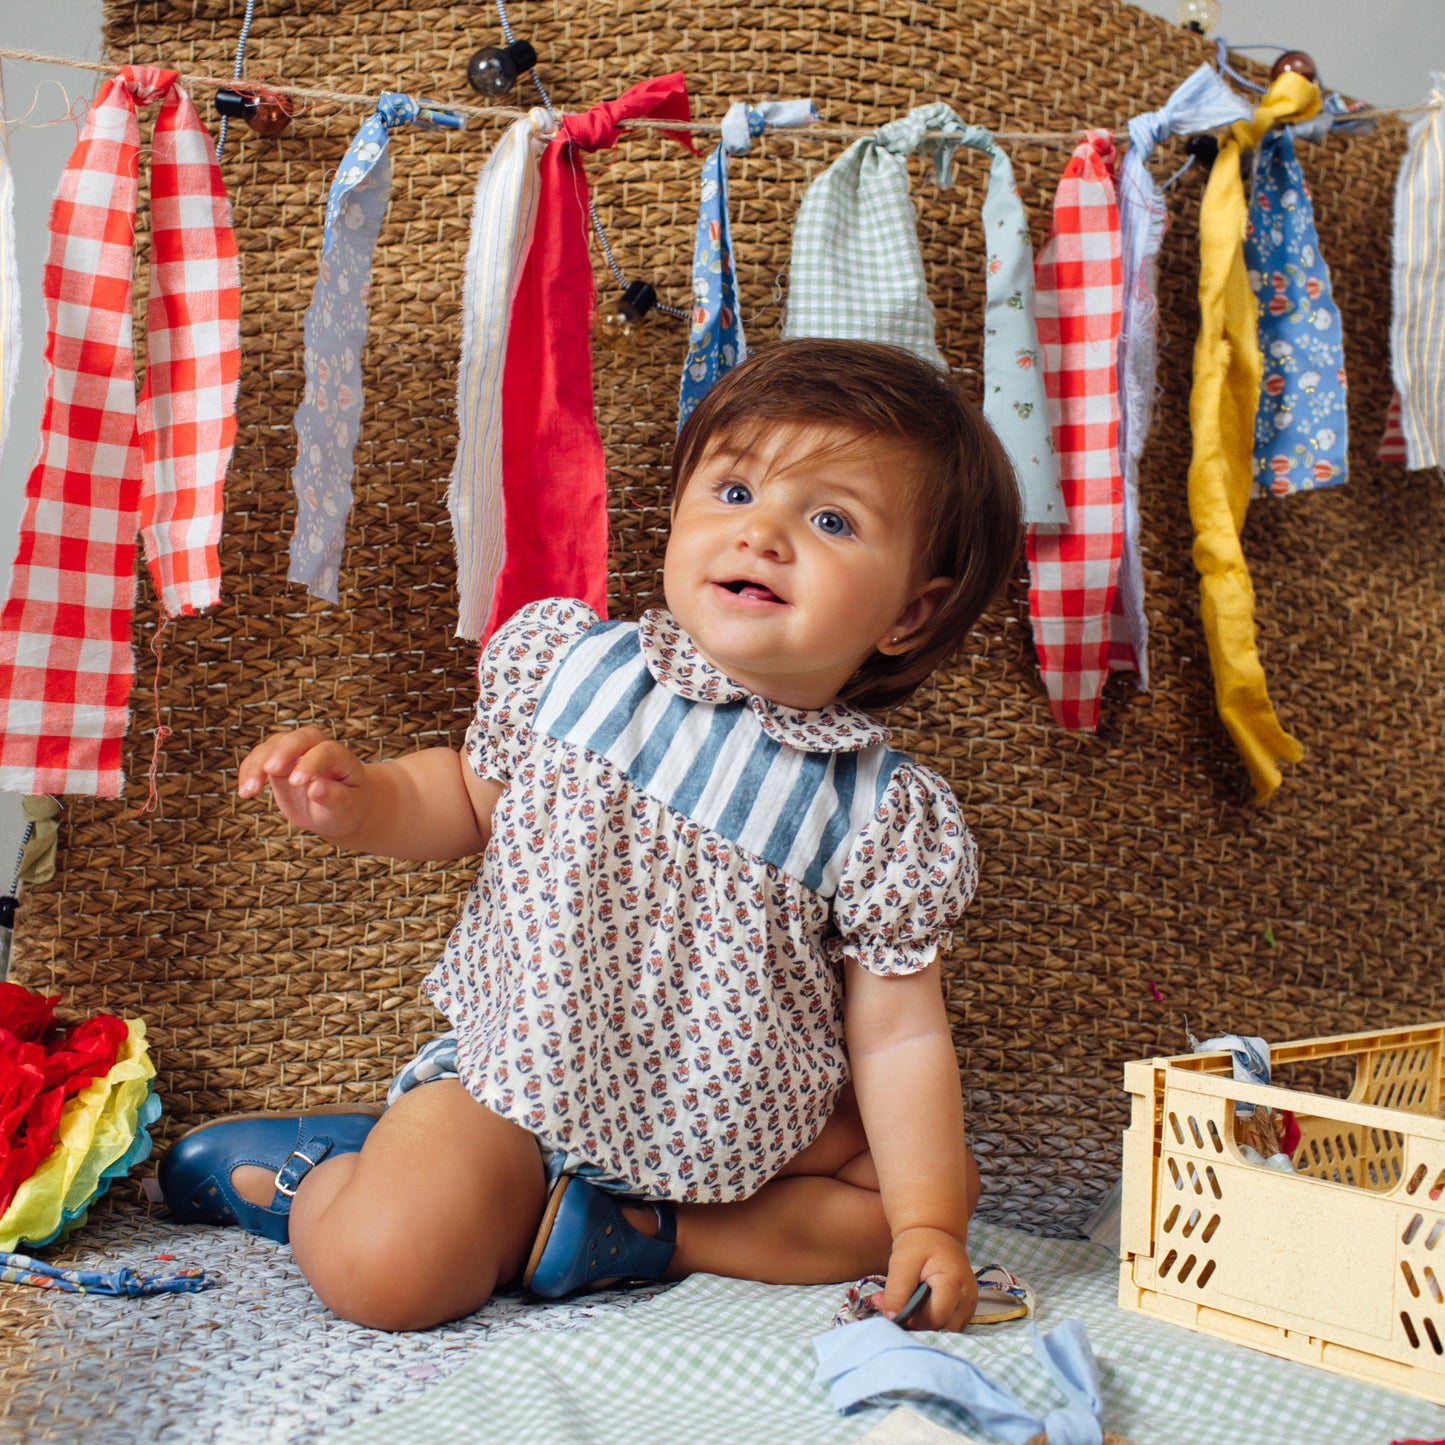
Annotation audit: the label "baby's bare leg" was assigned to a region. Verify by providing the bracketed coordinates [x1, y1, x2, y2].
[646, 1086, 979, 1285]
[286, 1081, 546, 1330]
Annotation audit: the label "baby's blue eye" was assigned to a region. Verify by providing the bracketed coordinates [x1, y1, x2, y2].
[720, 482, 752, 505]
[813, 510, 853, 537]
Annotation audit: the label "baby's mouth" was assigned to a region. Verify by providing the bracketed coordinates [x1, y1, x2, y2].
[718, 579, 784, 605]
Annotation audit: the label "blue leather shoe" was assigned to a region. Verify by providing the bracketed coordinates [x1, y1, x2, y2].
[522, 1175, 676, 1298]
[158, 1107, 384, 1243]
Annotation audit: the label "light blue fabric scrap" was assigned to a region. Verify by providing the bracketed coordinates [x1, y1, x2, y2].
[1194, 1031, 1271, 1116]
[813, 1315, 1103, 1445]
[1115, 64, 1250, 691]
[289, 93, 465, 602]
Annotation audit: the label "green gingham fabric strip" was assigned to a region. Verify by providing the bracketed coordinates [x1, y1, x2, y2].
[325, 1220, 1445, 1445]
[784, 102, 1064, 526]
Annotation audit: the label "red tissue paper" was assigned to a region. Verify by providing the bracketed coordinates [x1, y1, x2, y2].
[0, 983, 126, 1215]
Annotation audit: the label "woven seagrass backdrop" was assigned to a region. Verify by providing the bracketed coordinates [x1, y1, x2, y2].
[9, 0, 1441, 1240]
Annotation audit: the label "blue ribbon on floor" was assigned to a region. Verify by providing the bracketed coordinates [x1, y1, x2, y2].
[813, 1316, 1104, 1445]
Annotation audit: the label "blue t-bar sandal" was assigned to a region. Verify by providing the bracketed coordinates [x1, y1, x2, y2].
[523, 1175, 677, 1298]
[158, 1106, 384, 1244]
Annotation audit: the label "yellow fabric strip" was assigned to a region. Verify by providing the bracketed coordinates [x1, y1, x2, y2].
[1187, 71, 1320, 801]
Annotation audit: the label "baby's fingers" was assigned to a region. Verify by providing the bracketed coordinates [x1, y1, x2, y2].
[238, 726, 333, 798]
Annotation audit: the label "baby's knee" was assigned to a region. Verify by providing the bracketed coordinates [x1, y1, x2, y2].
[296, 1200, 500, 1332]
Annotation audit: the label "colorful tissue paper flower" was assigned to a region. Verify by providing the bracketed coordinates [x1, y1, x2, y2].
[0, 985, 129, 1216]
[0, 1017, 158, 1251]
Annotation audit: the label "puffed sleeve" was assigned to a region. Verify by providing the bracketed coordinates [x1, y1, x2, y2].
[464, 598, 599, 782]
[829, 760, 978, 977]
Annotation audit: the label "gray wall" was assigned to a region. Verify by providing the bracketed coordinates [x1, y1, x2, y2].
[0, 0, 1440, 885]
[1127, 0, 1444, 107]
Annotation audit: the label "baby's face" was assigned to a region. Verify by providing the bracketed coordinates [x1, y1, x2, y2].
[662, 421, 942, 711]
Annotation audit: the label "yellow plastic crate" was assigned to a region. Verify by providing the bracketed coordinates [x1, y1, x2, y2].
[1119, 1021, 1445, 1404]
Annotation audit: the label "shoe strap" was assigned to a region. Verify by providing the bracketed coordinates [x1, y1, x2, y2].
[272, 1134, 334, 1203]
[651, 1201, 677, 1248]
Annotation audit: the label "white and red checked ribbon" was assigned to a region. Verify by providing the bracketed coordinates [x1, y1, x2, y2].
[0, 66, 240, 797]
[1026, 131, 1127, 732]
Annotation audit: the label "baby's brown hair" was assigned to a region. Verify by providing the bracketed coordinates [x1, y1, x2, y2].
[670, 338, 1023, 711]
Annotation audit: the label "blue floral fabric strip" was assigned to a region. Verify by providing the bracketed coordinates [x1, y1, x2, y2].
[1246, 127, 1348, 496]
[288, 93, 463, 601]
[678, 100, 817, 429]
[0, 1249, 213, 1296]
[813, 1315, 1104, 1445]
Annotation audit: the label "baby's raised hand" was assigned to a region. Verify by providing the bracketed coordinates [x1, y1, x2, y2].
[237, 726, 370, 839]
[882, 1225, 978, 1332]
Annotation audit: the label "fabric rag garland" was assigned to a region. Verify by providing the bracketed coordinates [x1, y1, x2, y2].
[1026, 131, 1125, 733]
[1115, 65, 1251, 691]
[0, 66, 240, 798]
[1187, 69, 1320, 801]
[479, 73, 696, 642]
[448, 107, 556, 640]
[0, 66, 19, 478]
[814, 1315, 1106, 1444]
[289, 93, 463, 603]
[677, 99, 817, 429]
[1389, 71, 1445, 473]
[784, 102, 1065, 527]
[1246, 128, 1348, 495]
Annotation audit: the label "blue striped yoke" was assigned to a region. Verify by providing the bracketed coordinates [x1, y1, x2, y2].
[533, 620, 907, 898]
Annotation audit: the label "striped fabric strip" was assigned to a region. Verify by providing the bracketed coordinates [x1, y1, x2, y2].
[1390, 71, 1445, 472]
[448, 108, 555, 639]
[0, 66, 18, 478]
[532, 624, 900, 895]
[1379, 390, 1408, 464]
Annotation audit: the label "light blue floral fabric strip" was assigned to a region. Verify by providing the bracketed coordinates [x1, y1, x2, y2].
[0, 1247, 213, 1295]
[814, 1315, 1104, 1444]
[678, 100, 816, 429]
[1246, 128, 1348, 496]
[288, 93, 463, 602]
[1116, 66, 1249, 689]
[785, 103, 1063, 525]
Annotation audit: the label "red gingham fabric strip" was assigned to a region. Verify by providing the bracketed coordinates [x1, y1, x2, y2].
[1026, 131, 1127, 733]
[0, 66, 239, 798]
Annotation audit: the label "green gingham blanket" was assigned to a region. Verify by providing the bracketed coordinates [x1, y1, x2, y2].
[327, 1221, 1445, 1444]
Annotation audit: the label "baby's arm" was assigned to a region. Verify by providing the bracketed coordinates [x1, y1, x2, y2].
[237, 725, 503, 861]
[845, 957, 978, 1331]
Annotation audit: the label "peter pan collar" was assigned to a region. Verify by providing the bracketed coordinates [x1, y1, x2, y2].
[636, 608, 892, 753]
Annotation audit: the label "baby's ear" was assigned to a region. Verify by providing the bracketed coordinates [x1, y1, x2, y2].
[876, 577, 951, 655]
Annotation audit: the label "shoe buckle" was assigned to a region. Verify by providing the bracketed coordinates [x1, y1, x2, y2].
[273, 1147, 320, 1198]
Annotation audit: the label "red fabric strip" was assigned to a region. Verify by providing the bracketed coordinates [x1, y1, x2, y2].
[484, 74, 693, 640]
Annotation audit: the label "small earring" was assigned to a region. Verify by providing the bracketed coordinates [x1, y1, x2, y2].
[891, 636, 900, 644]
